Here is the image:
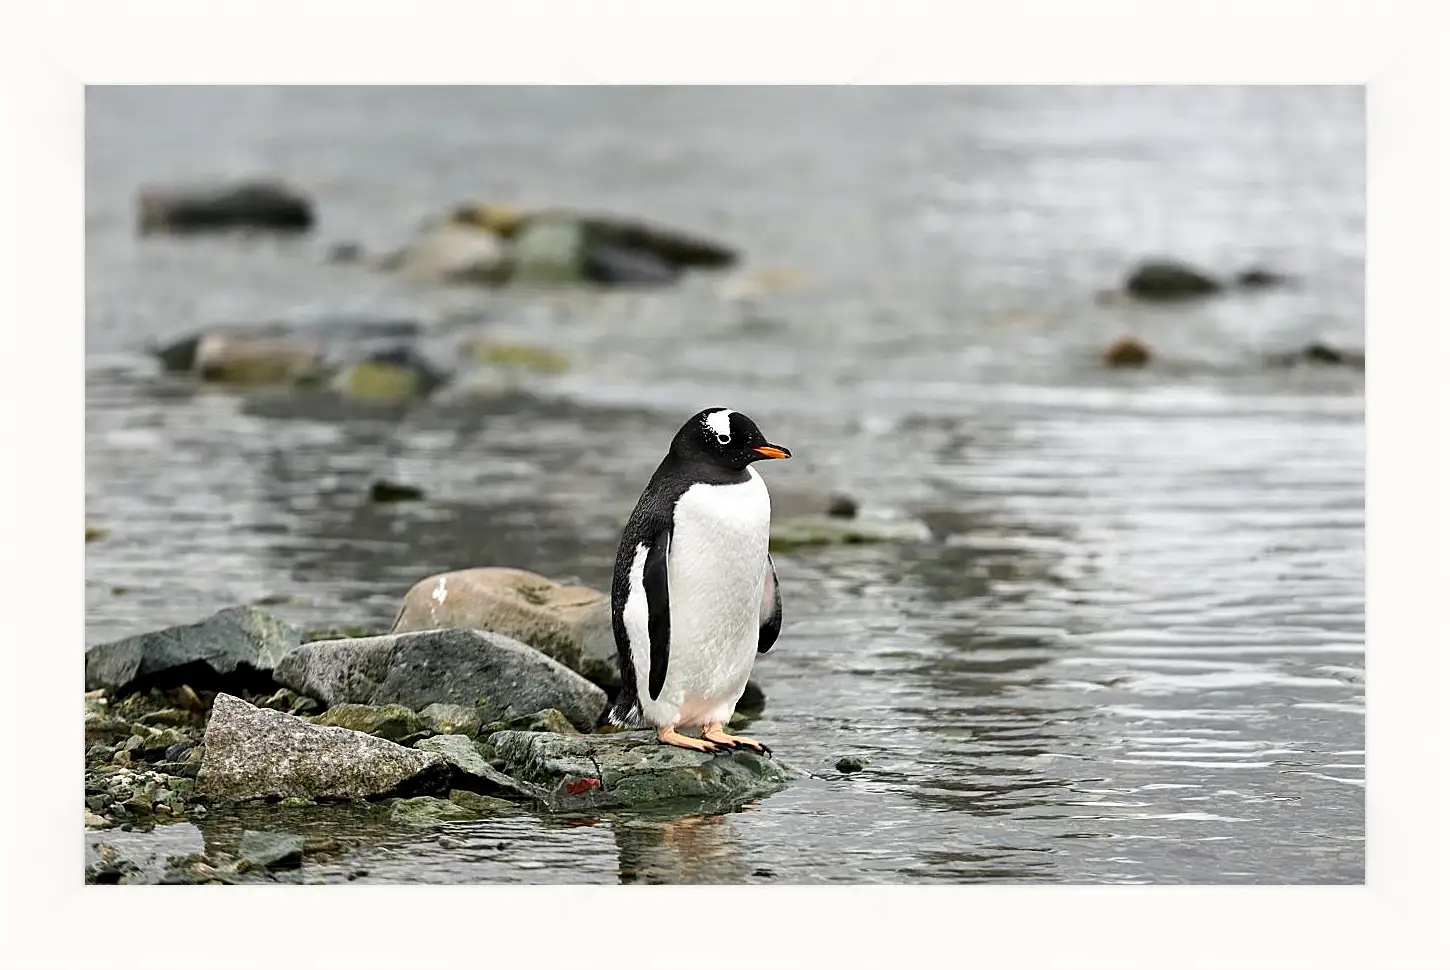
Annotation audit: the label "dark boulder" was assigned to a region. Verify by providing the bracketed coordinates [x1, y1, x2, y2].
[84, 606, 300, 697]
[137, 180, 314, 235]
[1124, 260, 1224, 301]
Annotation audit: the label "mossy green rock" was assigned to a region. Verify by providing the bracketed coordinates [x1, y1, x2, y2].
[387, 795, 497, 827]
[419, 703, 483, 738]
[309, 704, 428, 743]
[448, 790, 517, 814]
[480, 708, 578, 737]
[485, 731, 804, 813]
[238, 830, 304, 870]
[769, 516, 931, 552]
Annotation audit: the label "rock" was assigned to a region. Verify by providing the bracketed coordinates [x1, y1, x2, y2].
[85, 606, 300, 697]
[835, 756, 869, 774]
[1123, 259, 1223, 301]
[330, 346, 449, 403]
[195, 693, 448, 803]
[454, 204, 738, 283]
[275, 628, 607, 730]
[387, 795, 501, 826]
[85, 823, 206, 885]
[326, 241, 365, 263]
[1103, 335, 1152, 368]
[1266, 342, 1365, 370]
[389, 568, 619, 689]
[419, 703, 483, 738]
[238, 830, 305, 870]
[460, 337, 570, 374]
[85, 524, 109, 542]
[769, 515, 931, 552]
[308, 703, 429, 744]
[485, 731, 803, 813]
[85, 811, 112, 829]
[413, 734, 549, 803]
[771, 489, 860, 521]
[154, 332, 327, 386]
[481, 709, 578, 737]
[380, 217, 509, 285]
[255, 688, 319, 716]
[1235, 267, 1292, 289]
[369, 479, 426, 503]
[137, 180, 314, 235]
[448, 790, 517, 814]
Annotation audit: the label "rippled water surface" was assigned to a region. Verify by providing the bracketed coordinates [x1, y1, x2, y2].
[85, 86, 1364, 883]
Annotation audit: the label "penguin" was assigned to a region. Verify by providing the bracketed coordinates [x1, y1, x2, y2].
[604, 408, 791, 753]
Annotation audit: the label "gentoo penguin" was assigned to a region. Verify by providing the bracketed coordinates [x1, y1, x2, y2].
[604, 408, 790, 753]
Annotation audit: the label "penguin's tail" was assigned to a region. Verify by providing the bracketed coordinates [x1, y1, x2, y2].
[599, 696, 648, 731]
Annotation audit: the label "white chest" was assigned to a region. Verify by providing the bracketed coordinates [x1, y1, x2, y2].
[668, 468, 771, 650]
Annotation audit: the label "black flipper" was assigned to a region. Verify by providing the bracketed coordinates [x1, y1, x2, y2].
[759, 553, 782, 654]
[645, 530, 672, 700]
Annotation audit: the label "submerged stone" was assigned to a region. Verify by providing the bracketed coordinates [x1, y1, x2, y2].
[238, 830, 304, 870]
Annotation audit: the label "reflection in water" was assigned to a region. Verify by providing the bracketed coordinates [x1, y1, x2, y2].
[613, 812, 752, 885]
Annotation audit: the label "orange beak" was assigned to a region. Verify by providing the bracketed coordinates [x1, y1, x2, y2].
[753, 445, 791, 460]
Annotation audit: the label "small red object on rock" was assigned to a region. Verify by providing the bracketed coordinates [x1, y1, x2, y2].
[564, 777, 601, 796]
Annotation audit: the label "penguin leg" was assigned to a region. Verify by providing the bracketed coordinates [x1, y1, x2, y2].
[701, 723, 771, 757]
[656, 726, 721, 753]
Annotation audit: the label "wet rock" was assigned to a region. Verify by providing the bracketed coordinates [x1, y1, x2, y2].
[771, 489, 860, 521]
[387, 795, 505, 826]
[452, 204, 738, 285]
[275, 628, 607, 730]
[196, 693, 448, 803]
[380, 217, 509, 285]
[85, 823, 206, 885]
[137, 180, 313, 235]
[769, 515, 931, 553]
[326, 241, 365, 263]
[330, 346, 449, 403]
[389, 568, 619, 689]
[1103, 335, 1152, 368]
[835, 755, 869, 774]
[735, 680, 766, 718]
[1235, 267, 1293, 289]
[1123, 259, 1223, 301]
[413, 733, 549, 803]
[448, 790, 517, 814]
[485, 730, 803, 813]
[85, 606, 300, 697]
[238, 830, 304, 870]
[369, 480, 426, 503]
[189, 333, 327, 386]
[460, 337, 570, 374]
[419, 703, 483, 738]
[255, 687, 320, 716]
[1266, 342, 1365, 370]
[86, 524, 109, 543]
[308, 703, 429, 744]
[85, 810, 112, 829]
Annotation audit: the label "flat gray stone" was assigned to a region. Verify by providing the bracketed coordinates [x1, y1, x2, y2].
[238, 830, 304, 870]
[273, 628, 607, 731]
[196, 693, 448, 803]
[413, 734, 549, 804]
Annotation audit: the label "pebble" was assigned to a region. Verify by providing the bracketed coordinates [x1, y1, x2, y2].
[835, 756, 869, 774]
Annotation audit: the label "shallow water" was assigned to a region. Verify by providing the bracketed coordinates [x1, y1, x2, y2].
[85, 86, 1364, 884]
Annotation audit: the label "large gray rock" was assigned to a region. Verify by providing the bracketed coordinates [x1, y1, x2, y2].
[485, 731, 804, 813]
[273, 628, 608, 731]
[196, 694, 448, 803]
[389, 568, 618, 688]
[85, 607, 301, 697]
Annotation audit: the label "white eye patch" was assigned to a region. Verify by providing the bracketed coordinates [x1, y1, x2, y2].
[715, 433, 732, 445]
[703, 409, 734, 439]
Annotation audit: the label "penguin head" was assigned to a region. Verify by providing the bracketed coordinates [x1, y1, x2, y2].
[673, 408, 792, 470]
